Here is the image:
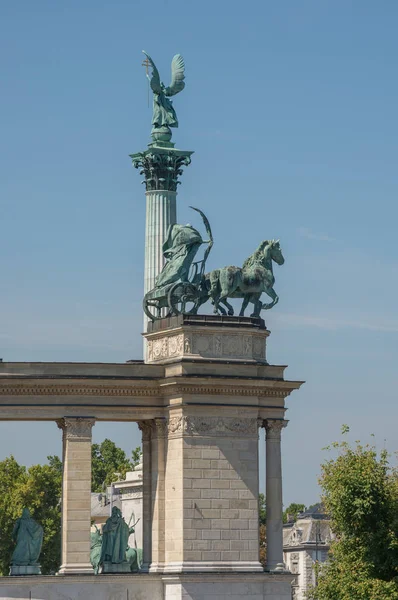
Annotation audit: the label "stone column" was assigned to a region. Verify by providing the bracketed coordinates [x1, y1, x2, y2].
[56, 417, 95, 575]
[264, 419, 287, 571]
[149, 418, 167, 572]
[138, 421, 153, 571]
[131, 145, 193, 334]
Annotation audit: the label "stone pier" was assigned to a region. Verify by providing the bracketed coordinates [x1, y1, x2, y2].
[57, 417, 95, 575]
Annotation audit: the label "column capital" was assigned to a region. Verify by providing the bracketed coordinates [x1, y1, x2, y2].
[152, 417, 168, 439]
[138, 420, 153, 442]
[56, 417, 95, 441]
[263, 419, 288, 439]
[130, 147, 193, 192]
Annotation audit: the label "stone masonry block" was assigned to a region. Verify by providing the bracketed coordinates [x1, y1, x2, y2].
[201, 449, 220, 459]
[220, 490, 240, 499]
[230, 519, 249, 530]
[192, 479, 211, 489]
[222, 530, 240, 540]
[220, 470, 240, 480]
[201, 530, 221, 540]
[212, 540, 231, 551]
[202, 469, 220, 479]
[230, 480, 247, 489]
[239, 509, 256, 519]
[210, 480, 230, 489]
[221, 509, 239, 519]
[210, 519, 230, 530]
[191, 459, 211, 469]
[221, 551, 240, 561]
[200, 489, 220, 499]
[211, 499, 230, 509]
[202, 551, 221, 561]
[184, 449, 202, 459]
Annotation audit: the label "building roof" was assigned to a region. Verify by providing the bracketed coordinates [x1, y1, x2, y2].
[283, 514, 334, 549]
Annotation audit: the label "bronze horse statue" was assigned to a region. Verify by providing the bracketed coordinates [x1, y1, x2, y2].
[203, 240, 285, 318]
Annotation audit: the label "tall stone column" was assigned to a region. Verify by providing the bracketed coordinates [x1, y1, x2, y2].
[138, 421, 153, 572]
[264, 419, 287, 571]
[131, 145, 193, 333]
[56, 417, 95, 575]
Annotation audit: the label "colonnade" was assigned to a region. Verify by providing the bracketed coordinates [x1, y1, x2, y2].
[54, 415, 287, 575]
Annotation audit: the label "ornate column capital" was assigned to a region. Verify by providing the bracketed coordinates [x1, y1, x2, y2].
[56, 417, 95, 441]
[264, 419, 288, 440]
[152, 418, 168, 439]
[138, 420, 153, 443]
[131, 148, 193, 192]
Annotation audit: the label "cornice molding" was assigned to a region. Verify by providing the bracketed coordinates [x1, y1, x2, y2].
[161, 384, 290, 398]
[0, 384, 158, 397]
[0, 382, 293, 399]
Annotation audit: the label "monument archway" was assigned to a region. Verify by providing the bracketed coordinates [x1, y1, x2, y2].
[0, 314, 303, 600]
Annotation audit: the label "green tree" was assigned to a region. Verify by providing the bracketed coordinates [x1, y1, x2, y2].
[309, 427, 398, 600]
[283, 502, 306, 523]
[91, 439, 142, 492]
[0, 456, 62, 575]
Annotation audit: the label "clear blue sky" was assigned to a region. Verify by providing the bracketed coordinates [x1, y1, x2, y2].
[1, 0, 397, 507]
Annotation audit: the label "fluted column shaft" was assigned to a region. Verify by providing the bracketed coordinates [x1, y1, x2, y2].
[144, 190, 177, 330]
[264, 419, 287, 571]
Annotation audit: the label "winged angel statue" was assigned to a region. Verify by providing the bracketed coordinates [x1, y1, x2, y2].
[143, 51, 185, 143]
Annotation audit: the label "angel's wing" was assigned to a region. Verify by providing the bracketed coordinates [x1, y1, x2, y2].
[142, 51, 161, 94]
[165, 54, 185, 97]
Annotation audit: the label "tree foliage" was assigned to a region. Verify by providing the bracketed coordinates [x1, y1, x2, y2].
[259, 493, 266, 526]
[283, 502, 306, 523]
[91, 439, 142, 492]
[0, 441, 142, 575]
[309, 427, 398, 600]
[0, 455, 62, 575]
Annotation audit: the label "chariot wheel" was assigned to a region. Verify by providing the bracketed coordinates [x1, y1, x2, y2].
[143, 293, 172, 322]
[168, 282, 198, 316]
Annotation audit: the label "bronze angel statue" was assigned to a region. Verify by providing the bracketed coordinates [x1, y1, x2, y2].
[142, 51, 185, 143]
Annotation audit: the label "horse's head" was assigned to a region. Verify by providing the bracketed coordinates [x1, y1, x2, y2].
[268, 239, 285, 266]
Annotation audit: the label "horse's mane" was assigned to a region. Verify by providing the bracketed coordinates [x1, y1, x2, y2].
[242, 240, 272, 269]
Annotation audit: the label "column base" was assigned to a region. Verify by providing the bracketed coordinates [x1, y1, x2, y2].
[163, 561, 264, 573]
[149, 562, 166, 573]
[57, 563, 94, 575]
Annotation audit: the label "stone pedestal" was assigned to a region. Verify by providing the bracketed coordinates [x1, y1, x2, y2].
[9, 565, 41, 575]
[114, 458, 143, 551]
[102, 561, 131, 573]
[145, 314, 269, 364]
[57, 417, 95, 575]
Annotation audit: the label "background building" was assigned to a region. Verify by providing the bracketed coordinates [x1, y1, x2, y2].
[283, 505, 334, 600]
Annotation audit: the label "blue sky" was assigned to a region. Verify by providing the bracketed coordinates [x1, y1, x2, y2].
[1, 0, 397, 506]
